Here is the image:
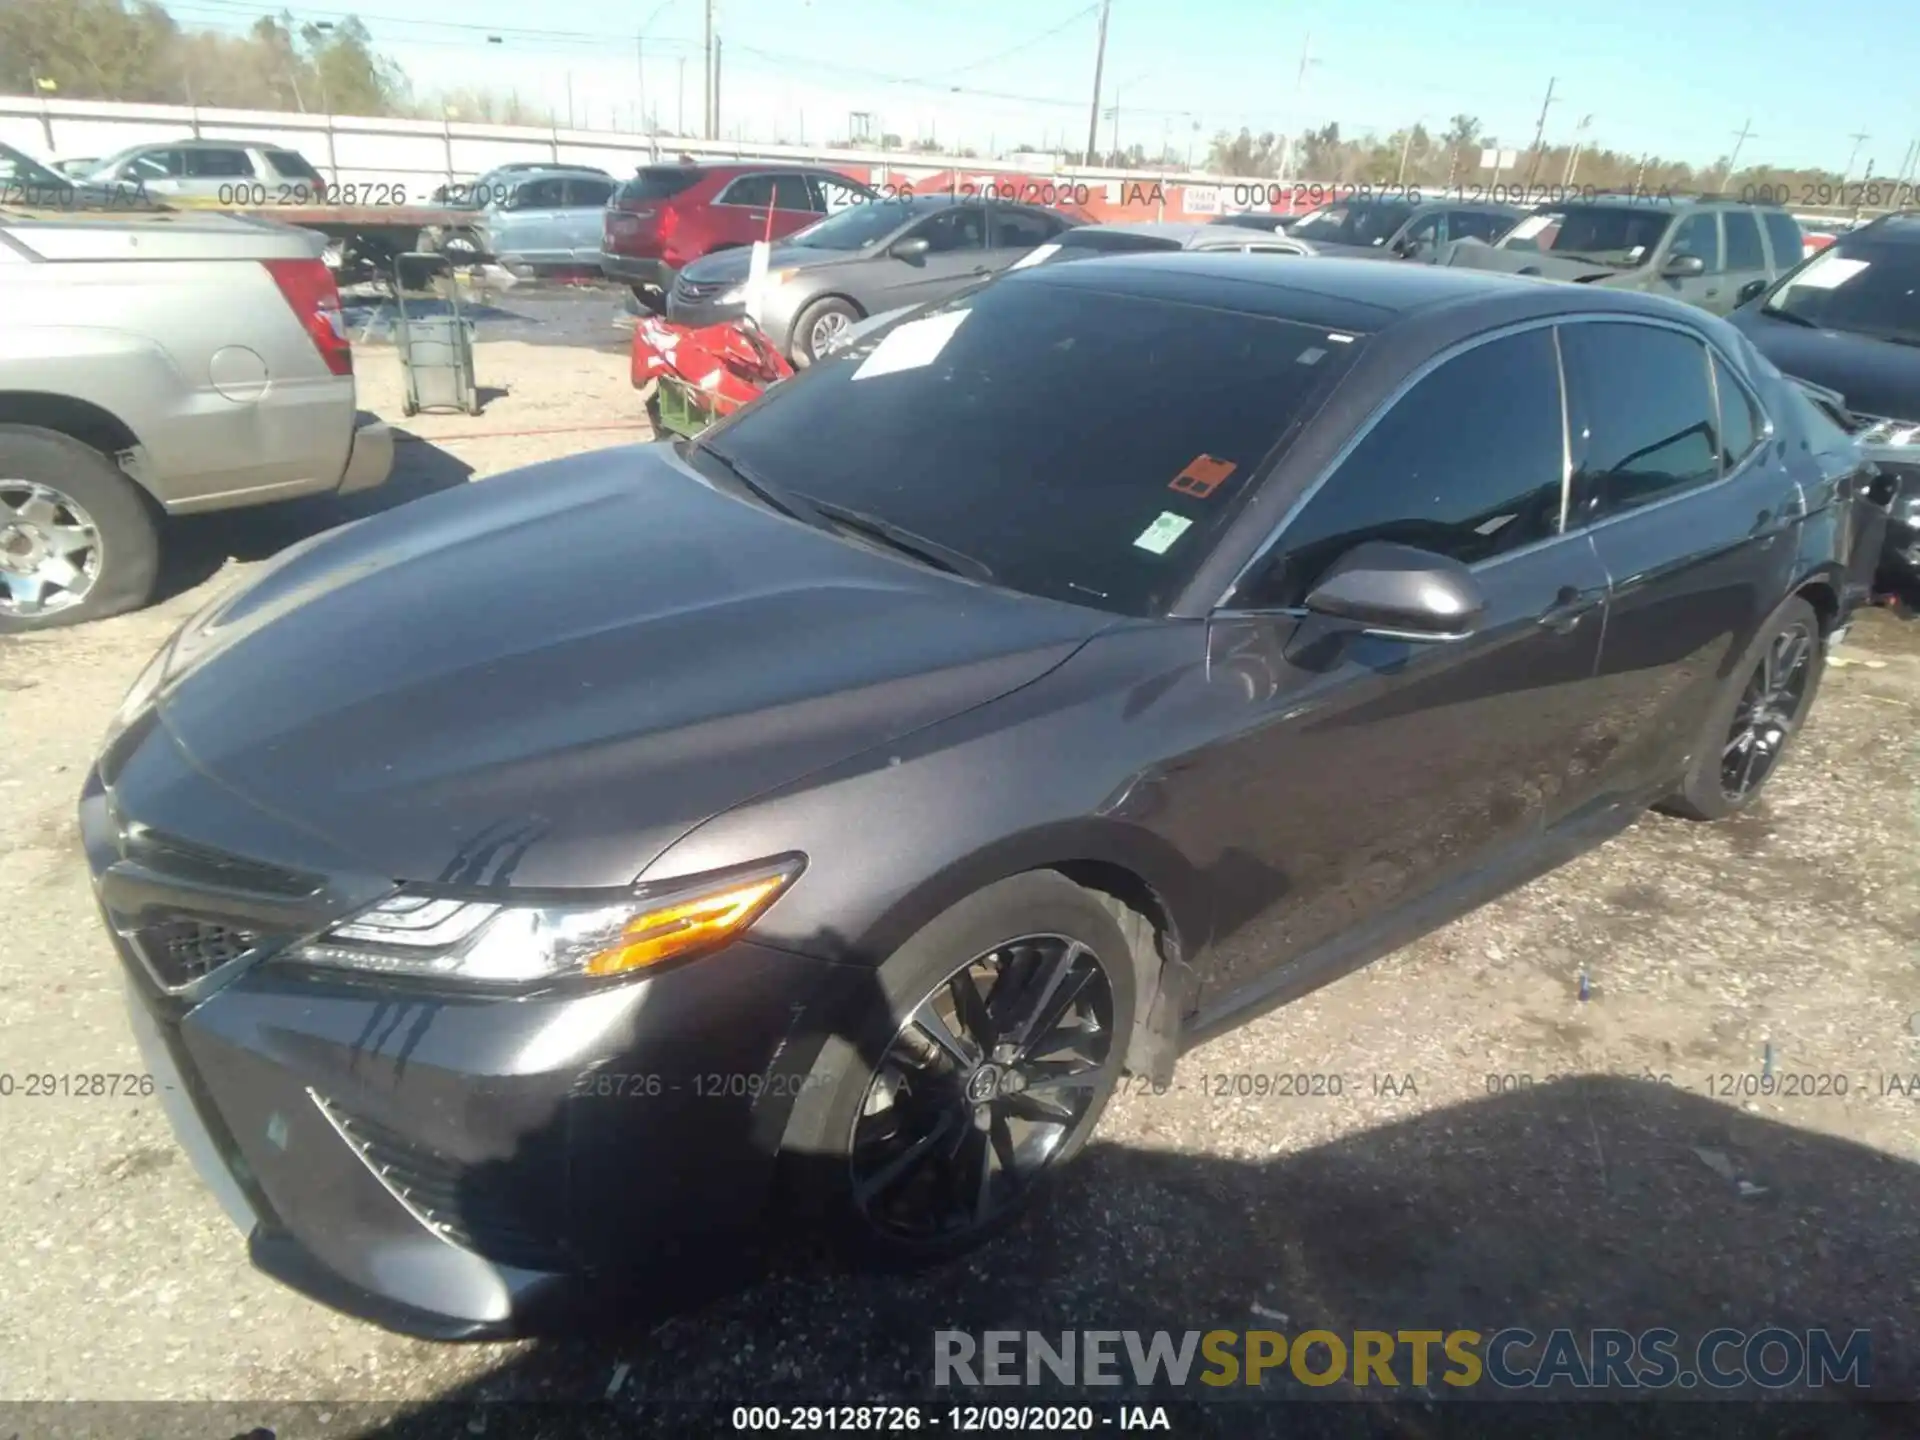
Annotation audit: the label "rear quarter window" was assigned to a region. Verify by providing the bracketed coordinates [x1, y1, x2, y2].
[617, 167, 704, 203]
[267, 150, 321, 180]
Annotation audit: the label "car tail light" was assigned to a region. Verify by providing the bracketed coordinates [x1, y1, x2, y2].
[263, 257, 352, 377]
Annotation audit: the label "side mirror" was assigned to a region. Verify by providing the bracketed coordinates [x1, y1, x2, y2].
[1302, 541, 1485, 639]
[1736, 276, 1769, 306]
[891, 236, 931, 261]
[1662, 252, 1706, 278]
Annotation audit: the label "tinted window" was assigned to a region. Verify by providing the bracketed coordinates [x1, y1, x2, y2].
[512, 177, 565, 208]
[765, 174, 810, 210]
[1563, 323, 1719, 519]
[911, 206, 986, 252]
[127, 149, 183, 179]
[1289, 200, 1416, 247]
[720, 174, 775, 206]
[1501, 205, 1670, 261]
[1760, 210, 1804, 268]
[1713, 353, 1763, 468]
[990, 206, 1062, 249]
[808, 175, 870, 213]
[266, 149, 320, 180]
[1724, 210, 1765, 270]
[1398, 212, 1443, 251]
[185, 148, 254, 178]
[1762, 237, 1920, 344]
[1247, 329, 1566, 608]
[787, 197, 925, 249]
[1448, 209, 1510, 243]
[618, 167, 703, 202]
[565, 177, 615, 207]
[1669, 212, 1722, 270]
[696, 279, 1363, 617]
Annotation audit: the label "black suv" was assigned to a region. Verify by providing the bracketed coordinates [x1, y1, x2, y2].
[1731, 211, 1920, 581]
[1445, 194, 1804, 315]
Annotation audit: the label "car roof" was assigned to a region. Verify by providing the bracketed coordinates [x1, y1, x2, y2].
[484, 166, 613, 181]
[1848, 212, 1920, 243]
[1008, 250, 1704, 333]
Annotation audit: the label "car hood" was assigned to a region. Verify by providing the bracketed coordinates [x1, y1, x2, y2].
[1441, 238, 1620, 283]
[681, 243, 855, 283]
[1728, 308, 1920, 422]
[142, 446, 1108, 889]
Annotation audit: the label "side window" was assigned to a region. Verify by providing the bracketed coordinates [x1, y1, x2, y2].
[1713, 352, 1764, 469]
[1396, 212, 1443, 253]
[1448, 209, 1509, 243]
[910, 206, 986, 252]
[769, 174, 813, 210]
[1723, 210, 1765, 270]
[990, 206, 1061, 250]
[185, 149, 255, 178]
[564, 178, 615, 207]
[1668, 212, 1723, 271]
[512, 178, 565, 208]
[1246, 328, 1567, 609]
[127, 149, 183, 180]
[809, 176, 868, 213]
[1562, 323, 1720, 520]
[1760, 210, 1804, 269]
[718, 174, 775, 207]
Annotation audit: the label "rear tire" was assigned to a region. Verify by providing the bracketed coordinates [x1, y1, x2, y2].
[0, 425, 160, 632]
[781, 871, 1137, 1269]
[1658, 596, 1824, 821]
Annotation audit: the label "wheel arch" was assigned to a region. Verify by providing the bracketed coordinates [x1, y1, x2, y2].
[0, 392, 142, 464]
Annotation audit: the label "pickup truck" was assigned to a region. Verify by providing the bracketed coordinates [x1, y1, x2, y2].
[0, 209, 392, 631]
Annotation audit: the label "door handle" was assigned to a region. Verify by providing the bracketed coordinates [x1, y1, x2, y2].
[1538, 588, 1601, 634]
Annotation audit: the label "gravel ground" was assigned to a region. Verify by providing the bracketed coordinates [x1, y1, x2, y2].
[3, 328, 1918, 1435]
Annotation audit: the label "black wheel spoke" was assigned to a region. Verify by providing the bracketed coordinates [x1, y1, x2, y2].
[1002, 940, 1084, 1051]
[853, 1108, 958, 1204]
[948, 969, 997, 1051]
[1016, 967, 1095, 1060]
[911, 1000, 979, 1071]
[987, 1108, 1021, 1175]
[1001, 1089, 1079, 1124]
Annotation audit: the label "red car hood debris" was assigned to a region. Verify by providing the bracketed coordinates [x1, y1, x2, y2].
[631, 314, 794, 417]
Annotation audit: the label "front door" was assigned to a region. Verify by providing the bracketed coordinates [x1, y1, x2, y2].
[1181, 326, 1610, 1010]
[1558, 319, 1802, 804]
[1658, 210, 1727, 312]
[869, 204, 992, 310]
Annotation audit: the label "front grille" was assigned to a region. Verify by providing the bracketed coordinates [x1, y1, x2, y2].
[312, 1093, 569, 1273]
[673, 275, 729, 304]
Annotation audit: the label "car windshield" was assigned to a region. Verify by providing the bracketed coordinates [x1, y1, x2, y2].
[0, 142, 70, 189]
[788, 197, 932, 250]
[693, 275, 1365, 616]
[1498, 205, 1673, 265]
[1762, 239, 1920, 346]
[1289, 201, 1415, 246]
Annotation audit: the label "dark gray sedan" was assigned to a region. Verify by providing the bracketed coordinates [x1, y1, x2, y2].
[1286, 195, 1524, 260]
[665, 194, 1077, 363]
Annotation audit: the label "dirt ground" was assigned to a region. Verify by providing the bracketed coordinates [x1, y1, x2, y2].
[3, 324, 1918, 1433]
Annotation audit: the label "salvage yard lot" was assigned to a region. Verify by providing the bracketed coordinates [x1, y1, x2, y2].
[2, 325, 1918, 1423]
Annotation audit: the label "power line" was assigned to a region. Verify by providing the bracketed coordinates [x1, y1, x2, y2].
[913, 3, 1098, 82]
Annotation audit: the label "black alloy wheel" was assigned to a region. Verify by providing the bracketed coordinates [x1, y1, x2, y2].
[1721, 618, 1816, 803]
[847, 935, 1115, 1243]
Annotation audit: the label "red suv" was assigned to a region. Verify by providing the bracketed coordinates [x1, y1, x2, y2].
[601, 162, 879, 305]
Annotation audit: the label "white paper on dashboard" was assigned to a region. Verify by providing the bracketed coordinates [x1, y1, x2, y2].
[1787, 256, 1869, 291]
[852, 310, 970, 380]
[743, 240, 770, 325]
[1011, 243, 1061, 270]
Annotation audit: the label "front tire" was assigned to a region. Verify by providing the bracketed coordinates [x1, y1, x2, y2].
[0, 425, 160, 632]
[791, 296, 862, 367]
[784, 871, 1138, 1268]
[1659, 596, 1824, 821]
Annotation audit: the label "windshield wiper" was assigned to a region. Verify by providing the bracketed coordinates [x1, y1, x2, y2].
[1865, 331, 1920, 349]
[804, 499, 997, 582]
[1758, 306, 1820, 329]
[689, 444, 830, 527]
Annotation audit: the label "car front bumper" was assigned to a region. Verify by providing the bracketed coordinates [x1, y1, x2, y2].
[82, 764, 864, 1338]
[602, 253, 678, 290]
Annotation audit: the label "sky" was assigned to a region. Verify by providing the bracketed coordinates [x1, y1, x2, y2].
[159, 0, 1920, 175]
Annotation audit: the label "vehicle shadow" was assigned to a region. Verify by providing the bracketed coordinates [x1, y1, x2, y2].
[153, 430, 474, 604]
[337, 1067, 1915, 1438]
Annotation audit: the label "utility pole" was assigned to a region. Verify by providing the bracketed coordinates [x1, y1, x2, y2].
[565, 71, 574, 130]
[703, 0, 715, 139]
[1841, 130, 1869, 186]
[677, 58, 686, 136]
[1279, 34, 1314, 186]
[1395, 123, 1417, 185]
[637, 36, 647, 133]
[1083, 0, 1111, 167]
[1720, 118, 1754, 190]
[1522, 76, 1556, 189]
[712, 37, 723, 142]
[1562, 114, 1592, 185]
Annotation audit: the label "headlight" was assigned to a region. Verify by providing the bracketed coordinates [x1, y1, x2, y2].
[1857, 417, 1920, 448]
[284, 855, 803, 986]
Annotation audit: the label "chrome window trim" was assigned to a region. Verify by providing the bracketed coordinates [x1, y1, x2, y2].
[1215, 310, 1785, 611]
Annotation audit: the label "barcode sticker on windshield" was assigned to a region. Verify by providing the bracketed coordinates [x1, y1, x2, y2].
[1134, 512, 1193, 555]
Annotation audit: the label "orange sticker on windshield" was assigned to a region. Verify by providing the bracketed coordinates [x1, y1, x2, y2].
[1170, 454, 1236, 499]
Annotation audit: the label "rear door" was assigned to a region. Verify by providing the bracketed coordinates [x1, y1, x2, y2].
[492, 177, 568, 263]
[562, 176, 616, 260]
[1560, 318, 1802, 804]
[763, 173, 819, 240]
[181, 146, 255, 202]
[711, 173, 779, 247]
[118, 147, 186, 199]
[1720, 209, 1770, 314]
[1759, 209, 1807, 278]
